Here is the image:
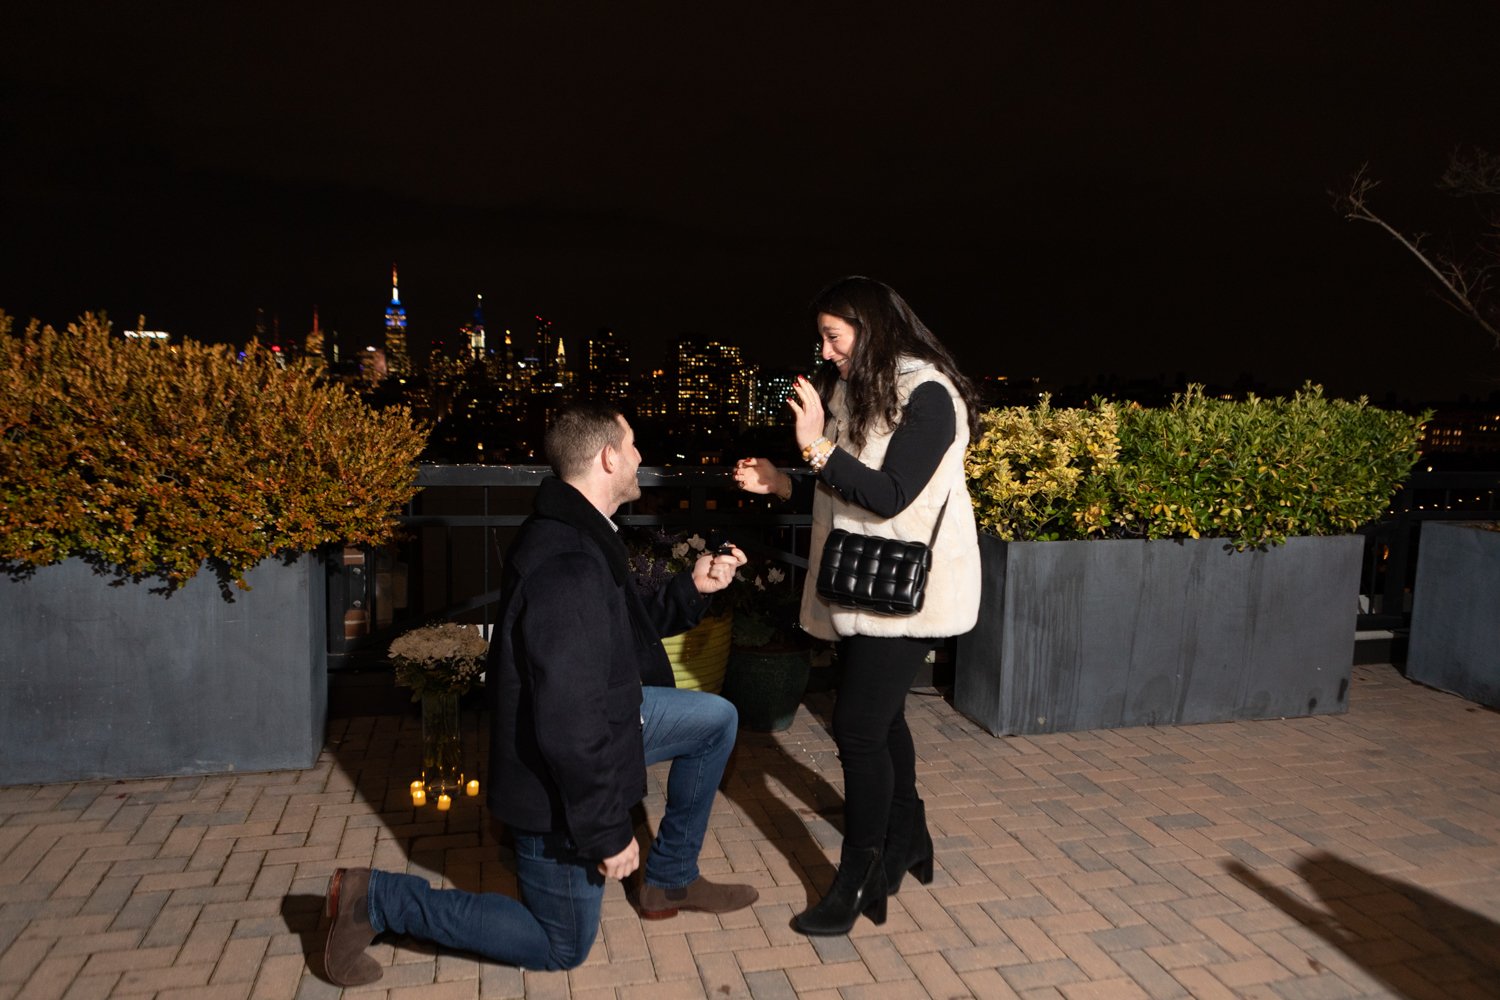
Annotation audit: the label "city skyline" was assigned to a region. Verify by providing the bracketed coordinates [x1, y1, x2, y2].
[15, 259, 1500, 413]
[3, 6, 1500, 402]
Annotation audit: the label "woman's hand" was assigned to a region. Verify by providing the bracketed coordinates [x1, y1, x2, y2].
[787, 376, 826, 453]
[692, 544, 746, 595]
[733, 457, 791, 499]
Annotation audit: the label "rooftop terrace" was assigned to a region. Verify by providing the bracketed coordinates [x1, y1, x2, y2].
[2, 661, 1497, 999]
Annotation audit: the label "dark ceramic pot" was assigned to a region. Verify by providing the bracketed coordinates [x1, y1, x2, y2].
[720, 645, 811, 732]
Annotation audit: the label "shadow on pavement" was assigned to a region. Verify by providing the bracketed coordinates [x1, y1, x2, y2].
[719, 699, 845, 905]
[1227, 852, 1500, 999]
[281, 894, 328, 981]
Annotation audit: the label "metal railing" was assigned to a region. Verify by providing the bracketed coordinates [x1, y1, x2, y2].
[327, 466, 1500, 663]
[327, 465, 812, 663]
[1356, 470, 1500, 630]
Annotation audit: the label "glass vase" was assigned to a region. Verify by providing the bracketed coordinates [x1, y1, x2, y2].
[421, 690, 462, 794]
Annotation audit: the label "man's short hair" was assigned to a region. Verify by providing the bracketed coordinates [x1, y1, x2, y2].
[545, 403, 626, 480]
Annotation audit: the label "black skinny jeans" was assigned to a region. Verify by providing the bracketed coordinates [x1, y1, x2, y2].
[832, 634, 935, 851]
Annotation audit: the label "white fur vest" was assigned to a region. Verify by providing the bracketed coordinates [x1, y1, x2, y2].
[799, 359, 981, 640]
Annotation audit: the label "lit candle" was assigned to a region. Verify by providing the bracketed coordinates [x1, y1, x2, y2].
[411, 788, 426, 806]
[410, 780, 424, 794]
[436, 793, 452, 812]
[466, 779, 480, 797]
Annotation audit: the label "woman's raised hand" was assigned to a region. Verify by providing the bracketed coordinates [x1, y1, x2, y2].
[787, 376, 825, 452]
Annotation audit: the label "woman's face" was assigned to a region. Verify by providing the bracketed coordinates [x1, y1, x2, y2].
[818, 313, 858, 378]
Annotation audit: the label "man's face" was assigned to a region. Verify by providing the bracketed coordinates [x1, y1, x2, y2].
[610, 416, 643, 506]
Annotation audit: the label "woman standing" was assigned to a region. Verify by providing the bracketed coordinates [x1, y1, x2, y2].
[733, 276, 982, 935]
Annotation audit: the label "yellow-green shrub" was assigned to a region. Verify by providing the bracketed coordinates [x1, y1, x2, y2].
[965, 395, 1121, 540]
[966, 385, 1427, 548]
[0, 311, 429, 588]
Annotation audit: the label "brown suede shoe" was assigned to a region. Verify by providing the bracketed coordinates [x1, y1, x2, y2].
[638, 876, 759, 919]
[324, 867, 382, 987]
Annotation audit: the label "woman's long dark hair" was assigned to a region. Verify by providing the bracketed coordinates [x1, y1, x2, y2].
[810, 276, 982, 450]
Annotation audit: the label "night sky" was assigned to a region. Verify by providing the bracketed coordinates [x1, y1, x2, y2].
[3, 3, 1499, 402]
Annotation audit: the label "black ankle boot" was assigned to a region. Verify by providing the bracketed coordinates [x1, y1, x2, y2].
[793, 845, 887, 936]
[885, 798, 935, 894]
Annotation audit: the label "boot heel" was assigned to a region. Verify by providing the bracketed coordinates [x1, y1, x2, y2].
[326, 869, 343, 919]
[910, 855, 934, 885]
[864, 894, 888, 925]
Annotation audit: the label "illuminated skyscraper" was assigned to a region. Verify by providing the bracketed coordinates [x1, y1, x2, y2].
[305, 306, 325, 361]
[533, 315, 556, 379]
[552, 337, 573, 390]
[461, 294, 486, 359]
[675, 338, 753, 426]
[384, 264, 410, 375]
[486, 327, 519, 390]
[635, 367, 673, 420]
[749, 369, 798, 427]
[586, 328, 631, 401]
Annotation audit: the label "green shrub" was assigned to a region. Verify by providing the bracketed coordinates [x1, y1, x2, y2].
[966, 385, 1428, 548]
[0, 311, 429, 588]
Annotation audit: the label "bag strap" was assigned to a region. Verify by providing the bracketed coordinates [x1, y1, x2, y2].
[925, 488, 952, 548]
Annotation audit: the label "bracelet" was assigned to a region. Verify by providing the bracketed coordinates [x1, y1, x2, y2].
[800, 436, 830, 462]
[806, 437, 834, 472]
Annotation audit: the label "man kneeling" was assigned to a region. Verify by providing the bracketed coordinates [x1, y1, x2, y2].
[322, 404, 757, 984]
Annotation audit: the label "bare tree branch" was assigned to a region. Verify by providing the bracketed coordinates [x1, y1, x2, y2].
[1336, 163, 1500, 350]
[1439, 146, 1500, 197]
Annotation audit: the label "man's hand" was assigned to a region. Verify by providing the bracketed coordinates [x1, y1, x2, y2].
[598, 839, 640, 880]
[692, 544, 747, 595]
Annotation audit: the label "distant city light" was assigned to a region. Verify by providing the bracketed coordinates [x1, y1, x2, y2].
[124, 330, 169, 341]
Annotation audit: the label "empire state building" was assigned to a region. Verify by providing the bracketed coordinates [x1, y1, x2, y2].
[384, 265, 411, 375]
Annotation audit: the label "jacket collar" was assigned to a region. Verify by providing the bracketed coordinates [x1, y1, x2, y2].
[533, 477, 631, 587]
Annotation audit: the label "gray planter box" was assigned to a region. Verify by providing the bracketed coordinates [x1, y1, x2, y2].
[1406, 521, 1500, 709]
[1, 555, 328, 786]
[954, 534, 1363, 736]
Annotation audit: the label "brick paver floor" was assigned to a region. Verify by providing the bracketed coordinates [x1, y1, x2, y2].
[2, 662, 1498, 999]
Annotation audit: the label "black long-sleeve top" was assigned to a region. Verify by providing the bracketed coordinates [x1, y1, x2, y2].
[797, 381, 957, 517]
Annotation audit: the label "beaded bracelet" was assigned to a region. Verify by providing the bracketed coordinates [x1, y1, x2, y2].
[806, 437, 834, 472]
[800, 436, 829, 463]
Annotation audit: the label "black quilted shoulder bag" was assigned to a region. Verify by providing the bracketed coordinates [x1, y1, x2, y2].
[815, 495, 949, 616]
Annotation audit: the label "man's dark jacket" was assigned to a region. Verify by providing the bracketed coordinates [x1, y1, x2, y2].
[485, 476, 709, 860]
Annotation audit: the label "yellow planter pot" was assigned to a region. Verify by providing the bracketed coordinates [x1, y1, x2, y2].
[661, 613, 733, 693]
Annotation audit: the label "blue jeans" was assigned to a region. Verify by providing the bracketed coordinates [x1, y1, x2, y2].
[366, 686, 737, 970]
[640, 685, 736, 889]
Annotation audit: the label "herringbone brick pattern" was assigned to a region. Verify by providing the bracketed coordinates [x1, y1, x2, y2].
[2, 663, 1498, 998]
